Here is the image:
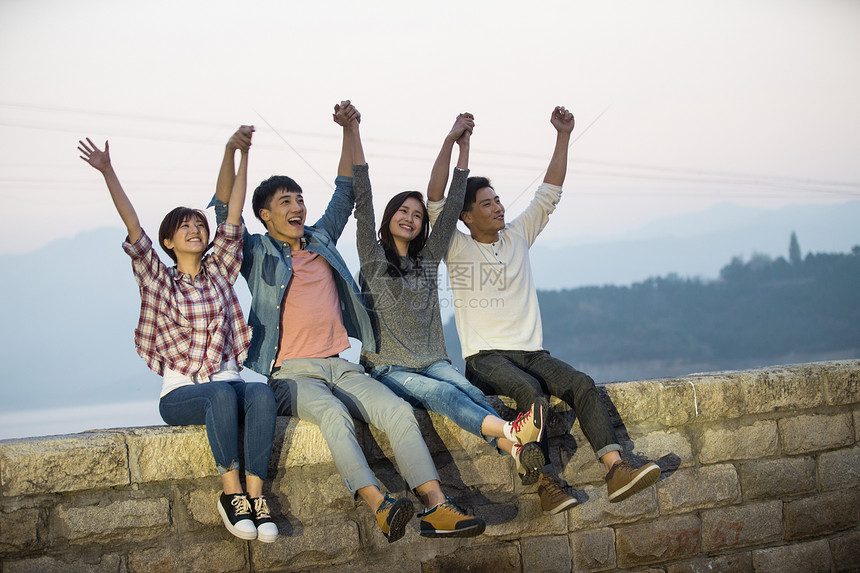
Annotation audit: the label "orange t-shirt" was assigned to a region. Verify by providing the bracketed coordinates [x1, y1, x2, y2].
[276, 249, 350, 363]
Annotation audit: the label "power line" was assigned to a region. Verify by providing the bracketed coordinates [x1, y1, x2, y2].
[2, 101, 859, 200]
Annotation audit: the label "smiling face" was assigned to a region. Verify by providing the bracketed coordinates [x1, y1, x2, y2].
[461, 186, 505, 241]
[163, 215, 209, 258]
[379, 191, 430, 259]
[158, 207, 211, 263]
[389, 196, 425, 246]
[259, 189, 307, 249]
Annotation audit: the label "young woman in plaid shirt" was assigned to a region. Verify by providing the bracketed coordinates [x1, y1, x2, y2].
[79, 127, 279, 543]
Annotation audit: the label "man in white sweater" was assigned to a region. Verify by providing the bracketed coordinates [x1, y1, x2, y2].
[427, 106, 660, 515]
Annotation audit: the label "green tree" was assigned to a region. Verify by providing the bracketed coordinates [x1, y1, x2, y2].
[789, 231, 801, 266]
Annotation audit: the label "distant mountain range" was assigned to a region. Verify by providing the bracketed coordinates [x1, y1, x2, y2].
[528, 200, 860, 289]
[1, 200, 858, 412]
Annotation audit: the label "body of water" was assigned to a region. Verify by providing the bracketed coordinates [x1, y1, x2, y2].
[0, 401, 163, 441]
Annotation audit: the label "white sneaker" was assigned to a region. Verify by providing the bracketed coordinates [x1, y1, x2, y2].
[217, 493, 257, 540]
[250, 495, 279, 543]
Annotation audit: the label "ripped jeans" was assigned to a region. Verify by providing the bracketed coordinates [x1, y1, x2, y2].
[372, 360, 499, 448]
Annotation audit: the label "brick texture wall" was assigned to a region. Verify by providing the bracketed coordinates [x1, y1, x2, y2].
[1, 360, 858, 572]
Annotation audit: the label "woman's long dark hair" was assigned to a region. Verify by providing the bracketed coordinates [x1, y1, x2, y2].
[378, 191, 430, 277]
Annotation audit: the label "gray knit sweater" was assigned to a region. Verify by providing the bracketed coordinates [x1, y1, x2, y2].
[354, 163, 468, 371]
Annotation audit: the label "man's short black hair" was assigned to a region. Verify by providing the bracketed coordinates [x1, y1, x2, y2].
[462, 176, 492, 214]
[251, 175, 303, 224]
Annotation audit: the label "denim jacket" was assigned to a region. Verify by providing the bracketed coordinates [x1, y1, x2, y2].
[210, 175, 375, 376]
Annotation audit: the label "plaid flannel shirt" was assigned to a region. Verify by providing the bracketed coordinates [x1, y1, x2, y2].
[122, 222, 252, 379]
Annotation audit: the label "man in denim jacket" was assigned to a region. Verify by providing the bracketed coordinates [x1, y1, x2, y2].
[210, 102, 485, 542]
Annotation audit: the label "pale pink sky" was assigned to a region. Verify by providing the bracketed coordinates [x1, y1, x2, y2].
[1, 0, 859, 254]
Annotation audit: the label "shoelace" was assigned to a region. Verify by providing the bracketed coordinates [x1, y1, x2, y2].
[541, 478, 565, 497]
[377, 495, 394, 514]
[510, 408, 532, 433]
[254, 496, 271, 519]
[608, 459, 634, 478]
[438, 499, 466, 516]
[512, 444, 521, 458]
[231, 494, 252, 517]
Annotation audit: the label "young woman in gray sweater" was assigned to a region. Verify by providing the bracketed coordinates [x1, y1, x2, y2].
[351, 113, 547, 485]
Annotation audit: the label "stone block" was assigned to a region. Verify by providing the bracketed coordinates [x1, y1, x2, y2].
[784, 489, 860, 540]
[302, 553, 423, 573]
[570, 484, 658, 530]
[615, 514, 701, 568]
[779, 412, 853, 455]
[55, 497, 170, 542]
[740, 366, 824, 414]
[405, 409, 450, 456]
[654, 380, 699, 426]
[738, 457, 816, 500]
[0, 432, 129, 495]
[128, 537, 248, 573]
[3, 554, 123, 573]
[854, 408, 859, 443]
[821, 360, 860, 406]
[656, 464, 740, 514]
[274, 465, 356, 521]
[0, 507, 45, 553]
[453, 453, 513, 497]
[479, 496, 566, 538]
[829, 531, 860, 573]
[420, 543, 522, 573]
[819, 445, 860, 491]
[753, 539, 833, 573]
[665, 552, 753, 573]
[605, 381, 660, 425]
[270, 417, 333, 469]
[127, 426, 216, 483]
[570, 527, 616, 572]
[252, 519, 362, 571]
[426, 410, 488, 458]
[630, 430, 694, 469]
[522, 534, 571, 573]
[673, 375, 746, 421]
[700, 501, 782, 551]
[185, 484, 225, 527]
[698, 420, 778, 464]
[558, 429, 605, 487]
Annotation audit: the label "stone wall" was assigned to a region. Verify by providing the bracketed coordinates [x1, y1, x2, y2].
[1, 360, 859, 572]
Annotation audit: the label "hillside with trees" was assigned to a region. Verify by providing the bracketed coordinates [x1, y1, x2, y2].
[445, 234, 860, 382]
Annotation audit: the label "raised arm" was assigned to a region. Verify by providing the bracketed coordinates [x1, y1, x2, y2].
[226, 148, 249, 226]
[215, 125, 254, 205]
[311, 101, 360, 240]
[333, 100, 363, 166]
[426, 113, 474, 202]
[339, 103, 379, 260]
[543, 106, 575, 186]
[333, 100, 360, 176]
[78, 138, 143, 243]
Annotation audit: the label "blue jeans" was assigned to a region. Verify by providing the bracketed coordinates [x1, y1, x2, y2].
[159, 380, 277, 479]
[372, 360, 499, 448]
[465, 350, 621, 461]
[268, 357, 440, 494]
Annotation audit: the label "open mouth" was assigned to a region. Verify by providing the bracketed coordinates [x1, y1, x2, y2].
[288, 217, 303, 227]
